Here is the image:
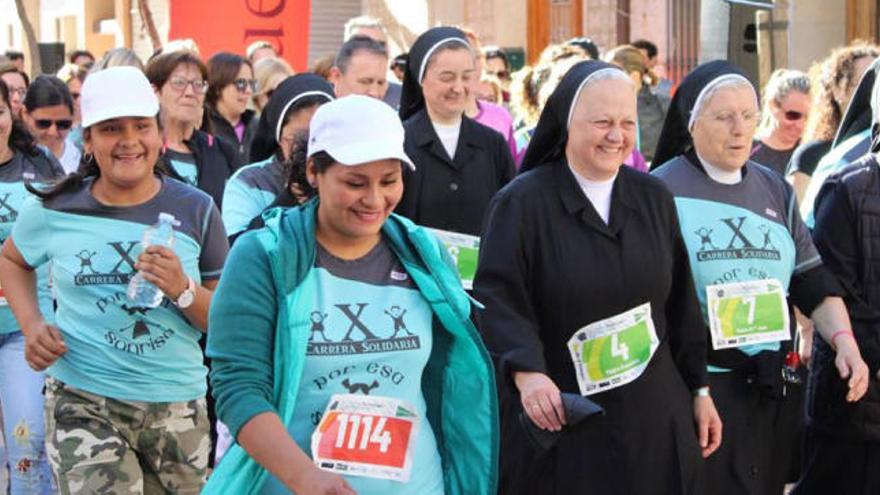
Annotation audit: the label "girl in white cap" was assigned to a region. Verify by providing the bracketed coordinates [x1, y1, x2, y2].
[205, 94, 498, 495]
[0, 66, 229, 493]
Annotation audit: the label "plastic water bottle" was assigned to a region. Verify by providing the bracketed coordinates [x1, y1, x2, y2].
[127, 212, 178, 308]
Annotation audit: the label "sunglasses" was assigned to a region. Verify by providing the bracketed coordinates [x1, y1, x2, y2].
[232, 78, 257, 93]
[34, 119, 73, 131]
[783, 110, 806, 121]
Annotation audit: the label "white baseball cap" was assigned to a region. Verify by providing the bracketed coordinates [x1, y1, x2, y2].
[80, 66, 160, 128]
[307, 95, 415, 170]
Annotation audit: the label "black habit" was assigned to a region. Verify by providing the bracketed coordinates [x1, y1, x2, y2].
[474, 60, 709, 495]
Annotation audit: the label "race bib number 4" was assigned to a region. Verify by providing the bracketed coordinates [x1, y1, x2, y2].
[567, 302, 659, 396]
[427, 228, 480, 290]
[312, 394, 420, 482]
[707, 278, 790, 350]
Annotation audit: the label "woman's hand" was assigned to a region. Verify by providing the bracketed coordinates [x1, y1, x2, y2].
[513, 371, 566, 431]
[23, 319, 66, 371]
[292, 466, 356, 495]
[832, 335, 870, 402]
[693, 395, 722, 458]
[135, 246, 188, 300]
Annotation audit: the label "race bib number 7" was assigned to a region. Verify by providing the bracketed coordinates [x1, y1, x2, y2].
[706, 278, 790, 350]
[567, 302, 659, 396]
[312, 394, 420, 482]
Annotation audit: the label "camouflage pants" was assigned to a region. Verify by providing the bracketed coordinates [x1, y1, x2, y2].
[43, 377, 210, 494]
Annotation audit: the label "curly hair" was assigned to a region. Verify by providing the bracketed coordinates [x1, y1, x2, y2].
[0, 79, 38, 156]
[804, 41, 880, 142]
[510, 44, 586, 128]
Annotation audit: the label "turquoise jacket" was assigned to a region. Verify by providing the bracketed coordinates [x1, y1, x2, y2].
[204, 200, 499, 494]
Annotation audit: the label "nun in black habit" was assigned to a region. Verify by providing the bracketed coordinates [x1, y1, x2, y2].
[473, 60, 720, 495]
[395, 27, 515, 236]
[651, 60, 870, 495]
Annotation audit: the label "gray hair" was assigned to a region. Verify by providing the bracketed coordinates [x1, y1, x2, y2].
[334, 36, 388, 74]
[757, 68, 811, 133]
[90, 48, 144, 74]
[689, 75, 756, 129]
[343, 16, 386, 41]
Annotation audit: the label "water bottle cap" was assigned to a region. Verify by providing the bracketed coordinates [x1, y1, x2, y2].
[158, 212, 180, 226]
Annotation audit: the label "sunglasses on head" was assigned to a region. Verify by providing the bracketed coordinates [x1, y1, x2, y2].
[34, 119, 73, 131]
[232, 78, 257, 93]
[783, 110, 805, 121]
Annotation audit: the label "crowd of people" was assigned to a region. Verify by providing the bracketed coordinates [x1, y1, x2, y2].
[0, 14, 878, 495]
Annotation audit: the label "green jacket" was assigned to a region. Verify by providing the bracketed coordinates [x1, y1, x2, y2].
[204, 200, 499, 494]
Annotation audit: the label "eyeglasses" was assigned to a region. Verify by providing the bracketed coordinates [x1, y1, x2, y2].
[8, 88, 26, 98]
[232, 78, 257, 93]
[34, 119, 73, 131]
[167, 76, 209, 94]
[705, 111, 760, 128]
[782, 110, 806, 121]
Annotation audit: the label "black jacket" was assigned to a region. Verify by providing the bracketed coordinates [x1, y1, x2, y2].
[810, 154, 880, 441]
[396, 109, 515, 236]
[161, 130, 243, 210]
[474, 162, 708, 494]
[206, 108, 258, 162]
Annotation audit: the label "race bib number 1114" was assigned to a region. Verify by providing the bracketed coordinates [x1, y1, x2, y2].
[312, 394, 420, 482]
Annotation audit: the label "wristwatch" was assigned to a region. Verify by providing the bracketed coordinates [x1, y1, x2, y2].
[694, 386, 711, 398]
[175, 277, 196, 309]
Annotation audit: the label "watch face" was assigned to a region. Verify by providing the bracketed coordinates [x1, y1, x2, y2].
[177, 290, 195, 308]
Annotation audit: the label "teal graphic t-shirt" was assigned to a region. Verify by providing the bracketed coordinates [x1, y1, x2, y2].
[654, 157, 821, 366]
[12, 177, 229, 401]
[165, 148, 199, 186]
[0, 151, 65, 334]
[222, 156, 286, 236]
[261, 239, 443, 494]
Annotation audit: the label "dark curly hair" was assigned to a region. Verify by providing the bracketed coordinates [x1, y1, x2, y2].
[0, 79, 39, 156]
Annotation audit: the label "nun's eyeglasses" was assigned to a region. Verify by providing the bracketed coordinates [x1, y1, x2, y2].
[706, 111, 760, 127]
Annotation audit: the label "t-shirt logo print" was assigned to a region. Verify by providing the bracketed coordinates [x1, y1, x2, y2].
[694, 217, 781, 262]
[306, 302, 421, 356]
[0, 193, 19, 223]
[74, 241, 139, 285]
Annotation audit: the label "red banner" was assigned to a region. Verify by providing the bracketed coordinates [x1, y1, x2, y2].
[169, 0, 310, 71]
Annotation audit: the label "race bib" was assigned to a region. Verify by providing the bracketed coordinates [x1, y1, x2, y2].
[427, 228, 480, 290]
[567, 303, 659, 396]
[312, 394, 420, 482]
[706, 278, 790, 350]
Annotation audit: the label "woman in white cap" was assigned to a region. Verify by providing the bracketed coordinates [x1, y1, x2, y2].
[204, 94, 498, 495]
[0, 66, 229, 493]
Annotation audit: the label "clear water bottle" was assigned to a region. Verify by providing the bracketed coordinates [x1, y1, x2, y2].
[127, 212, 178, 308]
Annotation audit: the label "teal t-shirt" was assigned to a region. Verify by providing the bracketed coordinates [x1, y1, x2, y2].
[12, 177, 229, 401]
[0, 151, 65, 334]
[165, 148, 199, 186]
[222, 156, 286, 236]
[654, 156, 822, 367]
[261, 239, 443, 494]
[800, 128, 872, 228]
